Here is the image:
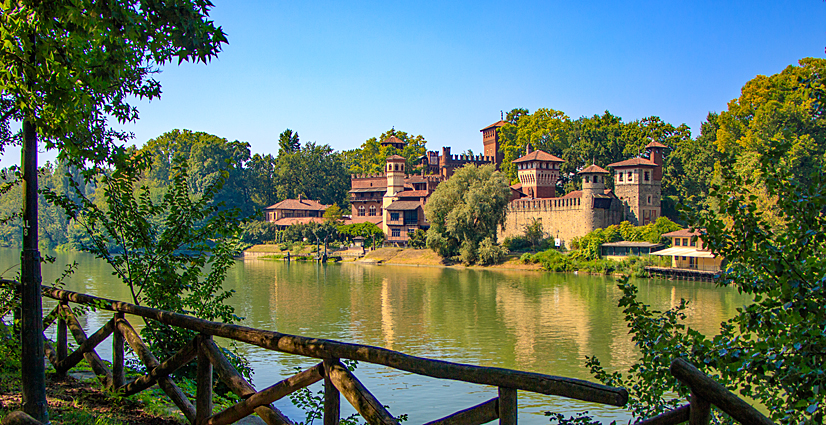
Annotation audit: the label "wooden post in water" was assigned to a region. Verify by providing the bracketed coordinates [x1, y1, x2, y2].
[498, 387, 517, 425]
[197, 334, 214, 425]
[323, 359, 340, 425]
[112, 312, 125, 388]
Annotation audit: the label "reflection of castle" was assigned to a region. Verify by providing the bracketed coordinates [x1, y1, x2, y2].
[349, 120, 665, 246]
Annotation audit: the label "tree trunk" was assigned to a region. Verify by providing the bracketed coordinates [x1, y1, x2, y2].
[21, 118, 47, 423]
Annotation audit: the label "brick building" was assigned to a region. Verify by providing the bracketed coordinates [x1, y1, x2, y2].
[264, 195, 330, 229]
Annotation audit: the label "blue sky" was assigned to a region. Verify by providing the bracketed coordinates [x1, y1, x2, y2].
[1, 0, 824, 167]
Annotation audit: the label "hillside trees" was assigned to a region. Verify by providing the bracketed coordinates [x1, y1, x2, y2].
[424, 164, 510, 264]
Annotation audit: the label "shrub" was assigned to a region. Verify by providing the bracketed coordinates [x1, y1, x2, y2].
[477, 237, 508, 265]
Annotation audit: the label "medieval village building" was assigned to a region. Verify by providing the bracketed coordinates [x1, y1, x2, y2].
[345, 120, 667, 247]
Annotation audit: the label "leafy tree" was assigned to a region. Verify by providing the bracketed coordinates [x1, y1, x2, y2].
[584, 58, 826, 425]
[323, 203, 344, 225]
[279, 129, 300, 154]
[337, 222, 384, 248]
[663, 112, 720, 214]
[522, 218, 545, 252]
[142, 129, 254, 215]
[44, 153, 248, 376]
[407, 229, 427, 249]
[424, 164, 510, 264]
[276, 141, 350, 206]
[247, 153, 279, 209]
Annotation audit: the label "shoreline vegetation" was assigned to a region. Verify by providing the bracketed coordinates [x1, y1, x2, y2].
[244, 244, 672, 278]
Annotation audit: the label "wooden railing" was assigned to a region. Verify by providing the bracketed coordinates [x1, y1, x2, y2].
[635, 359, 774, 425]
[21, 285, 629, 425]
[1, 280, 778, 425]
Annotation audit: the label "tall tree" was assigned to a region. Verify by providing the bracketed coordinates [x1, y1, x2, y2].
[278, 129, 300, 154]
[424, 164, 510, 264]
[0, 3, 226, 420]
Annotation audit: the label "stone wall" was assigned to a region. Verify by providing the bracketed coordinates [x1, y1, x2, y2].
[500, 197, 623, 248]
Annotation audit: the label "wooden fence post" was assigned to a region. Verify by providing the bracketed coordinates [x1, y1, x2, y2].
[57, 302, 68, 370]
[689, 391, 711, 425]
[498, 387, 517, 425]
[323, 359, 340, 425]
[197, 334, 214, 425]
[112, 312, 124, 388]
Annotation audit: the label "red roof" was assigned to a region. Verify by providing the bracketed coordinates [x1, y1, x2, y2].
[645, 141, 668, 149]
[386, 154, 405, 161]
[266, 198, 329, 211]
[578, 165, 609, 174]
[381, 135, 404, 146]
[663, 229, 704, 238]
[397, 190, 428, 198]
[560, 190, 582, 199]
[272, 217, 325, 226]
[606, 157, 657, 168]
[480, 120, 507, 131]
[513, 150, 564, 163]
[386, 201, 422, 211]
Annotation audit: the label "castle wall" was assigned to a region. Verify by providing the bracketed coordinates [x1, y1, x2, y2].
[500, 197, 623, 248]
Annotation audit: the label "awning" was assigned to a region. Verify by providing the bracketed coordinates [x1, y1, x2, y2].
[650, 247, 716, 258]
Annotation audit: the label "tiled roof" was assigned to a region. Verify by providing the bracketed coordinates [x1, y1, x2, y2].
[266, 198, 329, 211]
[381, 135, 404, 146]
[480, 120, 507, 131]
[513, 150, 564, 163]
[510, 183, 523, 190]
[662, 229, 704, 238]
[349, 187, 386, 193]
[645, 141, 668, 149]
[606, 157, 657, 168]
[272, 217, 325, 226]
[397, 190, 428, 198]
[386, 154, 405, 161]
[578, 165, 609, 174]
[560, 190, 582, 199]
[386, 201, 422, 211]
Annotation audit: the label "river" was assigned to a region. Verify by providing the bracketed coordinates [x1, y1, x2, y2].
[0, 248, 749, 424]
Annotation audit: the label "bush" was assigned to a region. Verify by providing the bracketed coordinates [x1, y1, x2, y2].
[502, 236, 531, 251]
[241, 221, 279, 245]
[477, 237, 508, 265]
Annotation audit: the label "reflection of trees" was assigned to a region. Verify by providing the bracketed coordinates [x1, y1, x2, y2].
[230, 261, 749, 379]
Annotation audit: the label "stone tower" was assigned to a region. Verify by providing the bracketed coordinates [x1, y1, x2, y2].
[480, 120, 506, 166]
[607, 142, 666, 225]
[514, 146, 564, 198]
[579, 164, 610, 232]
[382, 155, 406, 235]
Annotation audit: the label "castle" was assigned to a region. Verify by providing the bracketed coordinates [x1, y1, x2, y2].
[349, 121, 665, 247]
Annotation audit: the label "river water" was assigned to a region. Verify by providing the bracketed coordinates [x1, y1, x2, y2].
[0, 248, 750, 424]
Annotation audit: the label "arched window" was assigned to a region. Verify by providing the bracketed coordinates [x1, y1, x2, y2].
[369, 206, 376, 216]
[358, 206, 365, 216]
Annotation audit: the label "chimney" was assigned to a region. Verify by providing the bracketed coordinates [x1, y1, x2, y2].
[298, 194, 303, 203]
[526, 143, 533, 155]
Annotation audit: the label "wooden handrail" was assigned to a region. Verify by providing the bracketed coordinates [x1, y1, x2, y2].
[40, 286, 628, 407]
[670, 359, 774, 425]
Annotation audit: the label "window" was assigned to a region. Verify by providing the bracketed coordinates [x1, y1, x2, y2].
[683, 238, 689, 246]
[618, 172, 623, 182]
[407, 228, 415, 234]
[358, 206, 365, 216]
[390, 212, 400, 221]
[647, 195, 651, 204]
[674, 238, 681, 246]
[585, 175, 590, 183]
[690, 238, 697, 247]
[627, 171, 633, 182]
[644, 171, 650, 181]
[369, 206, 376, 216]
[391, 228, 400, 238]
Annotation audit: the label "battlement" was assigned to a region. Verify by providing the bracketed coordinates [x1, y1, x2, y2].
[508, 196, 583, 212]
[351, 173, 387, 180]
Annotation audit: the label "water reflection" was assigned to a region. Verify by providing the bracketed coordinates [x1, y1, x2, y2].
[0, 249, 750, 424]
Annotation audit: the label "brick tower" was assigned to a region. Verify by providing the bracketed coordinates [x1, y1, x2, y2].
[480, 120, 506, 166]
[607, 142, 667, 225]
[514, 145, 564, 198]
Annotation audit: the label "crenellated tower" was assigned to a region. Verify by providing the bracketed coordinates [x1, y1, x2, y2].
[513, 145, 564, 198]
